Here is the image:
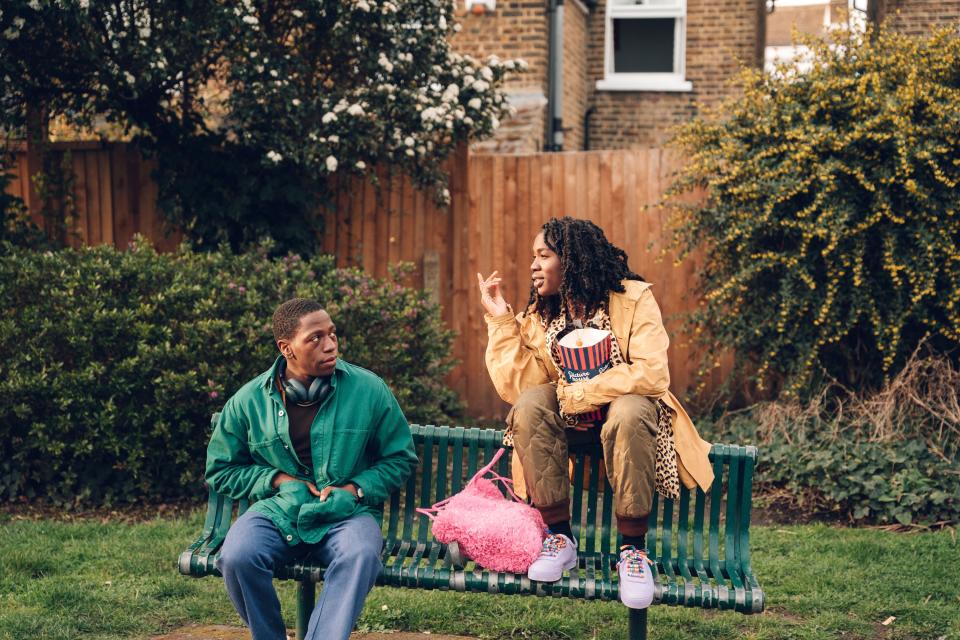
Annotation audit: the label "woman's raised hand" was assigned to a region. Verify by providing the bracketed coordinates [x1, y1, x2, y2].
[477, 271, 509, 317]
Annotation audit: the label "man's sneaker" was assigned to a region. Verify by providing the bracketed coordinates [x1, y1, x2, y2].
[617, 546, 655, 609]
[527, 533, 577, 582]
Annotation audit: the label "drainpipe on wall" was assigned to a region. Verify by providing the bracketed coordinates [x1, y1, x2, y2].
[546, 0, 564, 152]
[583, 106, 596, 151]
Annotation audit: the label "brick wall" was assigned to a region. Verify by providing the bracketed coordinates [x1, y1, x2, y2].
[452, 0, 763, 151]
[586, 0, 763, 149]
[562, 0, 590, 151]
[880, 0, 960, 36]
[452, 0, 550, 153]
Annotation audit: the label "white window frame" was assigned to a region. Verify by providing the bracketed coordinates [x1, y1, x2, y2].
[596, 0, 692, 92]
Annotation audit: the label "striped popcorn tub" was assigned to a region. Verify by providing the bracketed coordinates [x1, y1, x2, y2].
[557, 327, 613, 424]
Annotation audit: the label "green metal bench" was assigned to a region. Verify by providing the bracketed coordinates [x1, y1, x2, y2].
[179, 422, 764, 639]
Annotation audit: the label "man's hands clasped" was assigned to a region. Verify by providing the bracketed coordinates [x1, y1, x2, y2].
[271, 472, 360, 501]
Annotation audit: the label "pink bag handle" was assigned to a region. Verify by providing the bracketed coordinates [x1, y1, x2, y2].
[417, 447, 520, 520]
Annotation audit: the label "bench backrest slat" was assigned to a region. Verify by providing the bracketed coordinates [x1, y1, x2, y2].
[417, 426, 436, 544]
[434, 427, 450, 504]
[676, 489, 692, 580]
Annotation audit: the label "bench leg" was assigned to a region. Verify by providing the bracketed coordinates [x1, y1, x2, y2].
[296, 581, 315, 640]
[628, 608, 648, 640]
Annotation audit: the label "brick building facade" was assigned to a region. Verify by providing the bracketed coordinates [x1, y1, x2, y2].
[873, 0, 960, 35]
[453, 0, 960, 152]
[453, 0, 765, 151]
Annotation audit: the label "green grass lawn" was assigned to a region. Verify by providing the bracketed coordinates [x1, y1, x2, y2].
[0, 511, 957, 640]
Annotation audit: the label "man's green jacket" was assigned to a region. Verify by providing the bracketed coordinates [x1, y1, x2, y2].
[205, 357, 419, 545]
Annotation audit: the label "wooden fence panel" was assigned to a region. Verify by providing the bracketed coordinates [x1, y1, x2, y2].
[6, 144, 712, 420]
[5, 144, 179, 250]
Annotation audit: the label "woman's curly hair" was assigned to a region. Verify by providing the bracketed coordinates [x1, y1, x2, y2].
[526, 217, 643, 323]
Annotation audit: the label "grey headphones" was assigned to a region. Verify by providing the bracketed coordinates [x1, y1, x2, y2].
[279, 359, 332, 407]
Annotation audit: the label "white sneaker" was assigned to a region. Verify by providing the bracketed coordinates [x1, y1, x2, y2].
[618, 546, 655, 609]
[527, 533, 578, 582]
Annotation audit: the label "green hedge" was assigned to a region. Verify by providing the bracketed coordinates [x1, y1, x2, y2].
[0, 239, 461, 505]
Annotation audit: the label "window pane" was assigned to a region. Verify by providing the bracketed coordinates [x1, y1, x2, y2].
[613, 18, 676, 74]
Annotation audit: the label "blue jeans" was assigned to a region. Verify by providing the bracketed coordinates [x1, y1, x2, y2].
[216, 510, 383, 640]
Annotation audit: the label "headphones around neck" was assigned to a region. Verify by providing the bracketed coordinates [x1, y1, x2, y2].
[279, 359, 332, 407]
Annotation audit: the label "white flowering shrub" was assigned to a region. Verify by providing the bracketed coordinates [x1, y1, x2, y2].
[0, 0, 521, 253]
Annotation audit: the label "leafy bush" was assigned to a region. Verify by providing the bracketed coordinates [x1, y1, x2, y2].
[701, 352, 960, 526]
[667, 24, 960, 398]
[0, 239, 461, 505]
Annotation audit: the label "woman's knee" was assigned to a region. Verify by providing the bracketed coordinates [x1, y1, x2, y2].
[603, 395, 658, 441]
[508, 384, 561, 441]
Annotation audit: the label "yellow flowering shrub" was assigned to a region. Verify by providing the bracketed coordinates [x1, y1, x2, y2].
[667, 23, 960, 398]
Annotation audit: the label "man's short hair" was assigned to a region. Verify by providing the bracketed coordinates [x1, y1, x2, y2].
[272, 298, 324, 343]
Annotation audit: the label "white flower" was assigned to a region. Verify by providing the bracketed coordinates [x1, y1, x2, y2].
[139, 26, 151, 39]
[269, 69, 278, 77]
[266, 150, 283, 163]
[292, 98, 301, 107]
[462, 75, 475, 87]
[405, 148, 415, 157]
[322, 112, 337, 123]
[505, 60, 516, 71]
[480, 67, 493, 81]
[292, 9, 304, 18]
[347, 103, 364, 116]
[491, 116, 500, 130]
[328, 134, 340, 144]
[441, 188, 450, 202]
[4, 27, 19, 40]
[13, 17, 25, 28]
[242, 15, 259, 25]
[250, 51, 259, 58]
[473, 80, 489, 92]
[326, 156, 338, 172]
[124, 71, 136, 85]
[463, 116, 474, 126]
[467, 98, 482, 110]
[453, 23, 462, 32]
[355, 160, 366, 170]
[379, 55, 394, 73]
[28, 0, 41, 10]
[517, 59, 529, 71]
[404, 136, 415, 147]
[356, 0, 370, 11]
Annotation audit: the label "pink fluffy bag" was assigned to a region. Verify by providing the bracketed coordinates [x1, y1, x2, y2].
[417, 447, 546, 574]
